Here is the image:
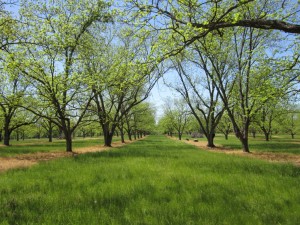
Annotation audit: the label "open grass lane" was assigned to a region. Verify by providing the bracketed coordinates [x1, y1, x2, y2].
[0, 135, 299, 225]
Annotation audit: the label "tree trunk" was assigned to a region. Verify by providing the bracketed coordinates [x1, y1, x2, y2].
[178, 132, 182, 140]
[3, 124, 10, 146]
[207, 132, 215, 147]
[291, 133, 295, 139]
[133, 131, 137, 140]
[65, 131, 72, 152]
[104, 133, 113, 146]
[22, 131, 25, 140]
[48, 125, 53, 142]
[264, 132, 270, 141]
[102, 123, 114, 147]
[224, 132, 228, 140]
[16, 130, 19, 141]
[233, 120, 250, 153]
[128, 130, 132, 141]
[240, 137, 250, 153]
[120, 129, 125, 143]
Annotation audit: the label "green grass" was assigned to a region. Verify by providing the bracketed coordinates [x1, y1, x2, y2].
[215, 134, 300, 154]
[182, 134, 300, 154]
[0, 136, 125, 157]
[0, 135, 299, 224]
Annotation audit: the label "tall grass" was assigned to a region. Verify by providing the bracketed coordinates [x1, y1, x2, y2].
[0, 136, 299, 224]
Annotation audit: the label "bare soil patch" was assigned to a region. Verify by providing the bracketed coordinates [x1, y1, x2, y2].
[0, 140, 136, 173]
[169, 136, 300, 167]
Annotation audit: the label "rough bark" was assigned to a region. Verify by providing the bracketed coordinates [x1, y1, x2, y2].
[3, 128, 10, 146]
[48, 125, 53, 142]
[65, 132, 72, 152]
[207, 133, 216, 148]
[3, 121, 11, 146]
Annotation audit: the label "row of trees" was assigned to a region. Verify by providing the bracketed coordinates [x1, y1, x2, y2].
[158, 26, 300, 152]
[0, 0, 158, 151]
[0, 102, 156, 142]
[1, 0, 300, 153]
[131, 0, 300, 152]
[158, 98, 300, 142]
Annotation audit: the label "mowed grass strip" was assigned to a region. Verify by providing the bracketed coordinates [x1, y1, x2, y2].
[0, 135, 299, 225]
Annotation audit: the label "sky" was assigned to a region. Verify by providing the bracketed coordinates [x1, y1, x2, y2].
[147, 70, 181, 121]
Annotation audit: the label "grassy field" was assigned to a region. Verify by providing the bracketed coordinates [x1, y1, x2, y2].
[183, 134, 300, 154]
[0, 136, 125, 157]
[0, 135, 299, 224]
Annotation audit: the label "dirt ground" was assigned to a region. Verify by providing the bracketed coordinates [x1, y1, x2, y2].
[0, 140, 132, 173]
[175, 137, 300, 167]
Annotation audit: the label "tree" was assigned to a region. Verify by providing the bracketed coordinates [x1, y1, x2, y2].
[134, 102, 156, 136]
[168, 43, 227, 147]
[158, 114, 174, 137]
[279, 104, 300, 139]
[217, 112, 232, 140]
[86, 28, 163, 146]
[126, 0, 300, 61]
[124, 1, 300, 150]
[123, 102, 155, 141]
[8, 0, 112, 152]
[0, 1, 18, 52]
[0, 70, 37, 145]
[39, 117, 56, 142]
[162, 98, 190, 140]
[253, 98, 288, 141]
